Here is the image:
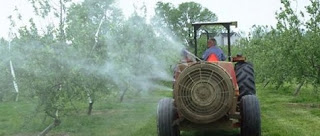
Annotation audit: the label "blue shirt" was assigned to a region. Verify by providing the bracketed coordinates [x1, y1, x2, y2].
[202, 46, 226, 61]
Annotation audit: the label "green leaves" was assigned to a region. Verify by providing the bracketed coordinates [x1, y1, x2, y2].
[1, 1, 219, 134]
[155, 2, 218, 45]
[242, 0, 320, 89]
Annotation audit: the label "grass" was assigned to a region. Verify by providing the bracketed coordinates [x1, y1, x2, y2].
[0, 84, 319, 136]
[258, 85, 320, 136]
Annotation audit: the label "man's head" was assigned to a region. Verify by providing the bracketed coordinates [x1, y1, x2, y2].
[207, 38, 216, 48]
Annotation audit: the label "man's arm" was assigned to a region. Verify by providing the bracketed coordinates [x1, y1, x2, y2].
[221, 53, 226, 61]
[202, 50, 209, 61]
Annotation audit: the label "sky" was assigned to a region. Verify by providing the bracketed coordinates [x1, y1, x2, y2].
[0, 0, 311, 39]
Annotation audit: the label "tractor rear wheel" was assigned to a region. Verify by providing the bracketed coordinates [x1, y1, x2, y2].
[235, 62, 256, 98]
[157, 98, 180, 136]
[240, 95, 261, 136]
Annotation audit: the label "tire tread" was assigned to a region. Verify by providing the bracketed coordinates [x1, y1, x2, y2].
[240, 95, 261, 136]
[235, 62, 256, 98]
[157, 98, 180, 136]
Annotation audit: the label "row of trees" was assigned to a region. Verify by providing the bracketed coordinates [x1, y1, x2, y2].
[2, 0, 319, 135]
[0, 0, 217, 135]
[238, 0, 320, 95]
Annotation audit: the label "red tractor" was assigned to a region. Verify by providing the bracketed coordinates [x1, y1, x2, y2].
[157, 22, 261, 136]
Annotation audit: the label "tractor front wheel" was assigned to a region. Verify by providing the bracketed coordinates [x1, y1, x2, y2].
[240, 95, 261, 136]
[235, 62, 256, 99]
[157, 98, 180, 136]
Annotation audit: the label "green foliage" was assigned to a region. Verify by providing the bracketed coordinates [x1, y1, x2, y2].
[3, 0, 124, 134]
[240, 0, 320, 91]
[2, 0, 188, 134]
[0, 39, 12, 102]
[154, 2, 218, 45]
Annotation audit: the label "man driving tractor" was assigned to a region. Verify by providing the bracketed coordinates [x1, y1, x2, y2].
[202, 38, 226, 62]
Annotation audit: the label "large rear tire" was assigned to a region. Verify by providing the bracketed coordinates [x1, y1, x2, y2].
[235, 62, 256, 98]
[157, 98, 180, 136]
[240, 95, 261, 136]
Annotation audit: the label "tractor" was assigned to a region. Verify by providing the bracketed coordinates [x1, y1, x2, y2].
[157, 22, 261, 136]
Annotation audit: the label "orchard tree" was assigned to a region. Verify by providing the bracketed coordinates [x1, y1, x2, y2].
[154, 2, 218, 45]
[240, 0, 320, 95]
[28, 0, 73, 42]
[0, 38, 11, 102]
[300, 0, 320, 93]
[8, 0, 119, 134]
[65, 0, 123, 114]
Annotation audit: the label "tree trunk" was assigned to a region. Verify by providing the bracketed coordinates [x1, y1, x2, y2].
[88, 102, 94, 115]
[14, 92, 19, 102]
[9, 40, 20, 102]
[39, 110, 60, 136]
[263, 80, 270, 88]
[0, 92, 3, 102]
[294, 81, 305, 96]
[85, 87, 94, 115]
[87, 93, 93, 115]
[38, 118, 61, 136]
[10, 60, 19, 102]
[275, 82, 283, 90]
[119, 88, 128, 103]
